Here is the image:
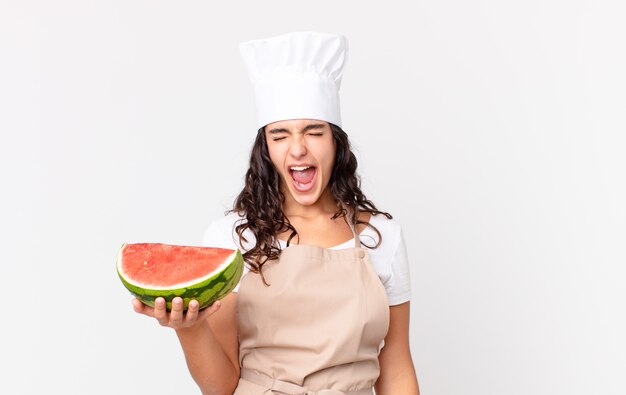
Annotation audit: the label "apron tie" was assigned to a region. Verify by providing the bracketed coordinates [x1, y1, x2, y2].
[240, 368, 373, 395]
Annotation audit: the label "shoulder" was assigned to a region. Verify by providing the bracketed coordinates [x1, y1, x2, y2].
[363, 213, 411, 306]
[368, 212, 402, 233]
[201, 212, 255, 252]
[360, 212, 403, 250]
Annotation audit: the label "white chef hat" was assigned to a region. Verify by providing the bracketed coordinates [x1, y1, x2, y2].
[239, 31, 348, 130]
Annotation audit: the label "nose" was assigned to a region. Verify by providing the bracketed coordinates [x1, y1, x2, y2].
[289, 135, 307, 158]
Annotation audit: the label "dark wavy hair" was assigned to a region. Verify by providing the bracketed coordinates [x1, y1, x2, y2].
[229, 123, 391, 284]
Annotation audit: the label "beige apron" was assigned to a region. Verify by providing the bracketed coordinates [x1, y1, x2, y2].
[234, 212, 390, 395]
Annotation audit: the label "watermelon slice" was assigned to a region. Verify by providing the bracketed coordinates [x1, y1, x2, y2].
[116, 243, 244, 311]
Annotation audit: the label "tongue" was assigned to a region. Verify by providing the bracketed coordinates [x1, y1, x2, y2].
[292, 168, 315, 184]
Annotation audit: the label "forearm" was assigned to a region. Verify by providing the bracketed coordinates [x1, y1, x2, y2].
[176, 319, 239, 395]
[376, 302, 420, 395]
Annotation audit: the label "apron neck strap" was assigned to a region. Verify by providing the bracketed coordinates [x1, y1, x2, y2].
[340, 203, 361, 249]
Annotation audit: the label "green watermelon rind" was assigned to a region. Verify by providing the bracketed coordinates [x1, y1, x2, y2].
[117, 248, 244, 311]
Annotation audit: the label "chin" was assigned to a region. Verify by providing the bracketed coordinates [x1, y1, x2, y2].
[292, 196, 320, 206]
[289, 190, 320, 206]
[285, 183, 324, 206]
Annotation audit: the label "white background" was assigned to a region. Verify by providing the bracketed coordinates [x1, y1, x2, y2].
[1, 1, 624, 394]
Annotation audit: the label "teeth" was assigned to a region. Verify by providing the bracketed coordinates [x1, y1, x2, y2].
[290, 166, 311, 171]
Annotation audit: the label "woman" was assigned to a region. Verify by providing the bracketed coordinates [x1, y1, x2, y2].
[133, 32, 420, 395]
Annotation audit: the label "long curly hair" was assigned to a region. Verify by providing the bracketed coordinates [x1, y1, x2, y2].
[229, 123, 391, 284]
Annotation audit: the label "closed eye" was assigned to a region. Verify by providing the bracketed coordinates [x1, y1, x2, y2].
[272, 136, 286, 141]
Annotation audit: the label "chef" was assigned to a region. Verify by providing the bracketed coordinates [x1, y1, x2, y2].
[133, 31, 420, 395]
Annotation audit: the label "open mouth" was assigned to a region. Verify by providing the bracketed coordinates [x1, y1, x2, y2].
[289, 165, 317, 192]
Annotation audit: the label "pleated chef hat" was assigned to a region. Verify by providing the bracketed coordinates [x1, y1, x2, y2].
[239, 31, 348, 130]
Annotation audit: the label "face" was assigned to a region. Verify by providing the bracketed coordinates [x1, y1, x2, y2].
[264, 119, 336, 208]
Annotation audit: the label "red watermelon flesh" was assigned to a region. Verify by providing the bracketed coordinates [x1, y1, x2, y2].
[117, 243, 244, 311]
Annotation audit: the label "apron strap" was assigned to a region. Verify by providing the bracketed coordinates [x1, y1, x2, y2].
[240, 368, 373, 395]
[340, 203, 361, 249]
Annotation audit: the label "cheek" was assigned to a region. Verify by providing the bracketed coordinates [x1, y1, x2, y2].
[267, 145, 285, 171]
[324, 141, 337, 171]
[316, 148, 336, 175]
[326, 155, 336, 176]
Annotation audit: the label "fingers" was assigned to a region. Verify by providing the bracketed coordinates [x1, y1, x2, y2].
[132, 298, 144, 313]
[169, 297, 184, 327]
[131, 296, 216, 329]
[184, 300, 200, 324]
[132, 298, 154, 316]
[154, 297, 168, 325]
[183, 299, 218, 325]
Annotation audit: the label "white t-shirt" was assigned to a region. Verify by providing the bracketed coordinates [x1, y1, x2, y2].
[201, 212, 411, 305]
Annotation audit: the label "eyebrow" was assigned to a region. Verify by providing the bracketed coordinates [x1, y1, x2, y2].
[267, 123, 327, 134]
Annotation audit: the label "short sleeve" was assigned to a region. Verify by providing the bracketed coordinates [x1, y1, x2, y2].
[385, 228, 411, 305]
[363, 215, 412, 306]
